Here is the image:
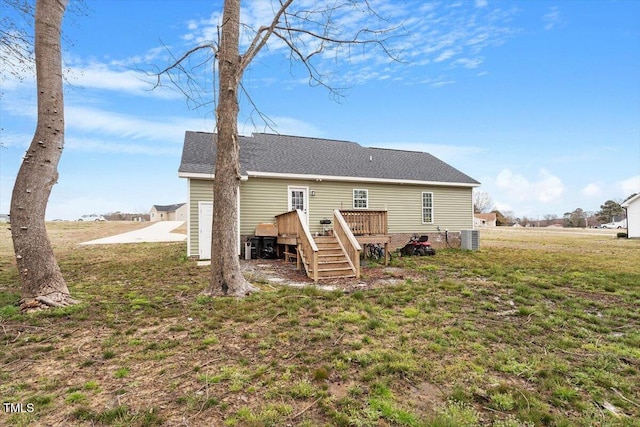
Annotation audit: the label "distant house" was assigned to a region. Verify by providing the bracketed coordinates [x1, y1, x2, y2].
[0, 214, 9, 223]
[621, 193, 640, 238]
[474, 212, 496, 227]
[150, 203, 187, 222]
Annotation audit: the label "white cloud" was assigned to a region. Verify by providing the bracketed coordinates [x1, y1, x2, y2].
[64, 136, 181, 157]
[0, 132, 34, 149]
[65, 63, 181, 99]
[582, 183, 602, 198]
[3, 55, 186, 102]
[619, 175, 640, 196]
[176, 0, 518, 88]
[493, 200, 513, 214]
[434, 49, 457, 63]
[431, 79, 456, 88]
[64, 105, 211, 144]
[240, 115, 322, 138]
[496, 168, 565, 203]
[543, 6, 561, 30]
[496, 169, 528, 200]
[453, 57, 483, 69]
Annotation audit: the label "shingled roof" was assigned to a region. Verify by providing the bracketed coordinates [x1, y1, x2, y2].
[152, 203, 185, 212]
[178, 131, 479, 186]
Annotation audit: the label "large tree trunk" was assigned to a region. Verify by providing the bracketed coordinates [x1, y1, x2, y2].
[10, 0, 76, 311]
[205, 0, 257, 296]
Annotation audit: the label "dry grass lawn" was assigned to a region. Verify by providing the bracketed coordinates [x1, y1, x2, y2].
[0, 222, 638, 426]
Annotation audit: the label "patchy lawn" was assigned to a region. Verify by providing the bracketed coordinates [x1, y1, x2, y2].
[1, 223, 638, 426]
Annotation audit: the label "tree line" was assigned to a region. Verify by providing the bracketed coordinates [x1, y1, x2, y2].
[474, 190, 635, 228]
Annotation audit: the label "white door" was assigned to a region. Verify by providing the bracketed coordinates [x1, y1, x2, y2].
[198, 201, 213, 259]
[288, 186, 309, 225]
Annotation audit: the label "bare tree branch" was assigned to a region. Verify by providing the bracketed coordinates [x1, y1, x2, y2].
[149, 42, 218, 111]
[151, 0, 407, 297]
[270, 29, 342, 97]
[239, 81, 279, 134]
[152, 43, 216, 89]
[1, 0, 35, 81]
[239, 0, 294, 73]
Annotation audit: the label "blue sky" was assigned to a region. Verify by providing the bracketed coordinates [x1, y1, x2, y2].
[1, 0, 639, 221]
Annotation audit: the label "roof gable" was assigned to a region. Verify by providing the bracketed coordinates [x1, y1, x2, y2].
[622, 193, 640, 208]
[178, 131, 479, 186]
[475, 213, 497, 221]
[153, 203, 186, 212]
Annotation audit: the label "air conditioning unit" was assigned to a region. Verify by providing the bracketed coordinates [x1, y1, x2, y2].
[461, 229, 480, 250]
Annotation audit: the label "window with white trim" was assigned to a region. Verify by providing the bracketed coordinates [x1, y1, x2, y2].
[353, 189, 368, 209]
[422, 192, 433, 223]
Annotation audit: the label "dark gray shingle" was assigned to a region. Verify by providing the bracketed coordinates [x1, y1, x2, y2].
[153, 203, 185, 212]
[178, 131, 479, 185]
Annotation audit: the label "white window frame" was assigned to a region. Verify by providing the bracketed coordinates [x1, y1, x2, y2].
[353, 189, 368, 209]
[422, 192, 434, 224]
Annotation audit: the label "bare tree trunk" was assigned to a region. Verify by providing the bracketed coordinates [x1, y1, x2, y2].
[10, 0, 76, 311]
[205, 0, 257, 296]
[157, 0, 397, 297]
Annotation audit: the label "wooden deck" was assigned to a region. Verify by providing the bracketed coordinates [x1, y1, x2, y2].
[274, 210, 390, 282]
[340, 210, 391, 265]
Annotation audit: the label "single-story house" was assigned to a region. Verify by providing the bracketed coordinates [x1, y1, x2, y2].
[150, 203, 187, 222]
[474, 212, 497, 227]
[178, 131, 480, 266]
[621, 193, 640, 238]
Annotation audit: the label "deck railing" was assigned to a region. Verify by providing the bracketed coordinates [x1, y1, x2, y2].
[333, 210, 362, 278]
[339, 210, 388, 235]
[275, 210, 318, 282]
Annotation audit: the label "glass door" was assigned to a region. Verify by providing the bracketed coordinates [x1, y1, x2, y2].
[288, 187, 309, 225]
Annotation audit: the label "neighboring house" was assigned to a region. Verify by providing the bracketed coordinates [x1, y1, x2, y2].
[178, 131, 480, 262]
[621, 193, 640, 238]
[474, 212, 496, 227]
[150, 203, 187, 222]
[0, 214, 9, 223]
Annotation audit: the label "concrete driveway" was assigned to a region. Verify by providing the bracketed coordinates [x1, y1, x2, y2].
[80, 221, 187, 245]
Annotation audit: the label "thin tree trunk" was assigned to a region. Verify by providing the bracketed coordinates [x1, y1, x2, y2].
[205, 0, 257, 296]
[10, 0, 76, 311]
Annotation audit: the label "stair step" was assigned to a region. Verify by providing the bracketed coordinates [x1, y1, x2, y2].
[314, 236, 337, 242]
[324, 274, 357, 279]
[313, 267, 356, 278]
[317, 243, 340, 250]
[302, 235, 358, 279]
[318, 254, 347, 262]
[318, 246, 342, 253]
[319, 260, 351, 268]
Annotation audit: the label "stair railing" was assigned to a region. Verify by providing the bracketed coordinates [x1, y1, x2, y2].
[333, 209, 362, 278]
[275, 209, 318, 282]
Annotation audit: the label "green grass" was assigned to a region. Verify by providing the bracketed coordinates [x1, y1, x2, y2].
[0, 224, 638, 426]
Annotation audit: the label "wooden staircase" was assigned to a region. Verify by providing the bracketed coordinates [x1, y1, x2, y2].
[276, 209, 362, 283]
[312, 236, 357, 279]
[275, 209, 389, 283]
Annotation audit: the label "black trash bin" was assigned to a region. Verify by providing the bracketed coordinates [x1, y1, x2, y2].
[249, 237, 260, 259]
[261, 237, 276, 259]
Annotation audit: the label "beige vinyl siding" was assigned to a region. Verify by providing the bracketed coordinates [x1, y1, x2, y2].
[434, 186, 474, 230]
[187, 176, 473, 256]
[239, 178, 290, 235]
[240, 177, 473, 235]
